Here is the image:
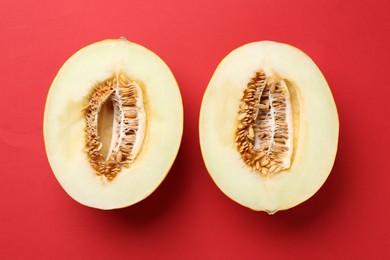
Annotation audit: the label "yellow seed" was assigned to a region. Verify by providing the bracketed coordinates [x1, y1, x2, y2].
[255, 80, 264, 87]
[260, 159, 269, 167]
[120, 147, 130, 153]
[254, 152, 266, 161]
[274, 138, 286, 143]
[255, 161, 260, 170]
[248, 126, 254, 139]
[258, 104, 267, 110]
[238, 113, 247, 121]
[91, 163, 99, 170]
[97, 142, 103, 151]
[254, 103, 266, 109]
[109, 160, 117, 166]
[116, 151, 123, 162]
[270, 83, 276, 94]
[269, 165, 278, 173]
[261, 168, 267, 175]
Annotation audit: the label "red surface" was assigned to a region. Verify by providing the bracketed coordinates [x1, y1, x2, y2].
[0, 0, 389, 259]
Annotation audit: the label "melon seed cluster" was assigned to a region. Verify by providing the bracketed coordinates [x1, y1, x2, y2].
[83, 74, 143, 181]
[235, 71, 292, 175]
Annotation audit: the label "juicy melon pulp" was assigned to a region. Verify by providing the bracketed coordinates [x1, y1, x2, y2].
[44, 38, 183, 209]
[199, 41, 339, 213]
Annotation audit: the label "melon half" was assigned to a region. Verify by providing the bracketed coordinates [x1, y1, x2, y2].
[199, 41, 339, 213]
[44, 38, 183, 209]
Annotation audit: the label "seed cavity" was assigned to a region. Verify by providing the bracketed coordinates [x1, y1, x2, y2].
[83, 72, 146, 181]
[235, 71, 293, 175]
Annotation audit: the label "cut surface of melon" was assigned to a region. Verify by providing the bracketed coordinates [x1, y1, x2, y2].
[44, 38, 183, 209]
[199, 41, 338, 213]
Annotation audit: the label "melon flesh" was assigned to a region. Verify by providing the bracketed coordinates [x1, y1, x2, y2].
[44, 39, 183, 209]
[199, 41, 338, 213]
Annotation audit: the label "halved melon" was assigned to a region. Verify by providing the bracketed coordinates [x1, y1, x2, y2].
[44, 38, 183, 209]
[199, 41, 338, 213]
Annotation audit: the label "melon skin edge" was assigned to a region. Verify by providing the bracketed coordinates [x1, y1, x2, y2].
[199, 41, 339, 213]
[44, 38, 183, 209]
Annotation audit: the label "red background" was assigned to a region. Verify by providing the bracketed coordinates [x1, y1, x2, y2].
[1, 0, 389, 259]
